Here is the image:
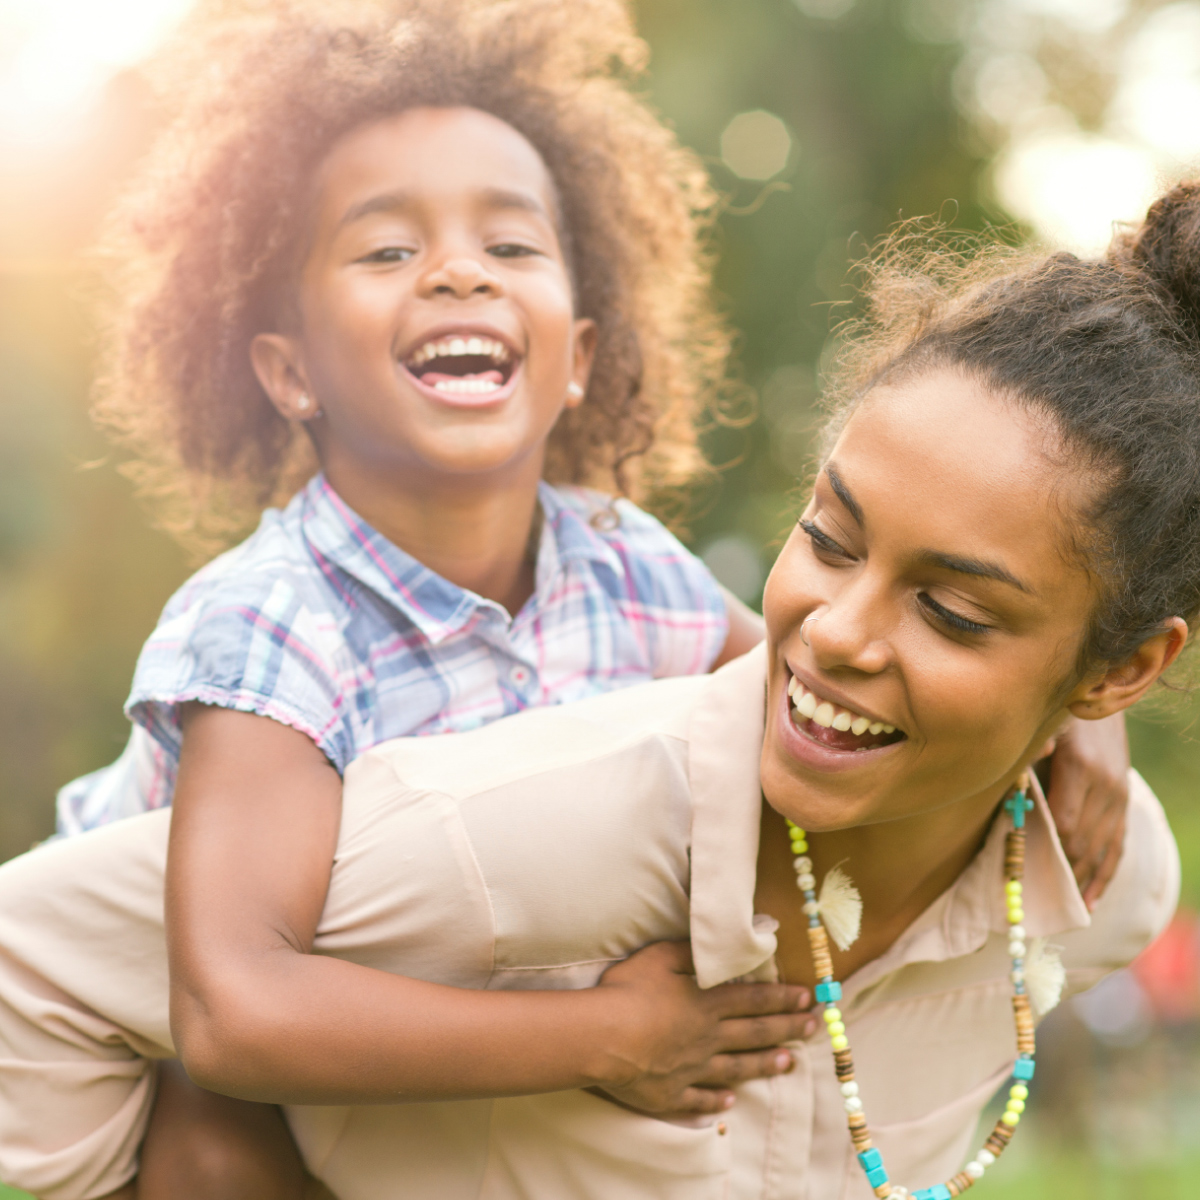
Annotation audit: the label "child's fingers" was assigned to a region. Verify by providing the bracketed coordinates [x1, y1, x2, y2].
[1081, 813, 1127, 911]
[708, 981, 811, 1019]
[670, 1087, 737, 1115]
[691, 1048, 797, 1089]
[714, 1010, 818, 1053]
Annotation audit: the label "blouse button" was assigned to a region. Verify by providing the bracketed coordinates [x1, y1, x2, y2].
[509, 665, 531, 687]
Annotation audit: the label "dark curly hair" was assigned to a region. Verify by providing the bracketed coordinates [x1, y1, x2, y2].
[94, 0, 731, 554]
[819, 184, 1200, 677]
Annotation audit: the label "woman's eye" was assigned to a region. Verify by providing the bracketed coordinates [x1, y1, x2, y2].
[800, 520, 855, 562]
[488, 243, 539, 258]
[918, 593, 992, 636]
[359, 247, 415, 263]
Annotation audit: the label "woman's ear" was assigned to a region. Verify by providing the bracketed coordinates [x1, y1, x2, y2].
[1068, 616, 1189, 720]
[250, 333, 318, 422]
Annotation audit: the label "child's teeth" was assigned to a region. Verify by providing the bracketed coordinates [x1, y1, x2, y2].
[868, 722, 883, 735]
[796, 691, 817, 719]
[466, 337, 483, 354]
[812, 702, 835, 728]
[831, 710, 852, 732]
[850, 716, 870, 736]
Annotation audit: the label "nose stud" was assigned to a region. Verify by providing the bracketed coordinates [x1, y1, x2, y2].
[800, 612, 821, 646]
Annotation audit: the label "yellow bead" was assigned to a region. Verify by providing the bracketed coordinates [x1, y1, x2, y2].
[792, 841, 808, 854]
[1010, 1084, 1028, 1101]
[823, 1008, 842, 1024]
[1001, 1110, 1020, 1126]
[827, 1021, 846, 1037]
[1008, 908, 1024, 924]
[1006, 1098, 1025, 1114]
[830, 1034, 849, 1051]
[1005, 880, 1023, 896]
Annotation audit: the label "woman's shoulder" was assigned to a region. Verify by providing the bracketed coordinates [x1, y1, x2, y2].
[1058, 769, 1180, 983]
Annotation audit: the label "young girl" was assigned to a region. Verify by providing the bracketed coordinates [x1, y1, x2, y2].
[0, 180, 1193, 1199]
[55, 0, 803, 1193]
[44, 0, 1126, 1193]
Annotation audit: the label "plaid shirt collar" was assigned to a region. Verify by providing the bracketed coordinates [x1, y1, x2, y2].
[299, 474, 625, 645]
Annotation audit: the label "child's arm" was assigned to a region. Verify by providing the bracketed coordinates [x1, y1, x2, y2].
[168, 703, 813, 1112]
[710, 587, 766, 669]
[1041, 711, 1131, 910]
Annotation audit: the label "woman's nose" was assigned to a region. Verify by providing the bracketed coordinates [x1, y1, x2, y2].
[806, 591, 892, 675]
[422, 255, 502, 299]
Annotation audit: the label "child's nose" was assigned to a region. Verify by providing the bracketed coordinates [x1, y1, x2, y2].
[423, 255, 503, 299]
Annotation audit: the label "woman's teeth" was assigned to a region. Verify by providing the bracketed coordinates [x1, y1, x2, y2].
[786, 675, 895, 737]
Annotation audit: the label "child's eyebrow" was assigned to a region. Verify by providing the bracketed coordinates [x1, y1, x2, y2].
[337, 187, 551, 231]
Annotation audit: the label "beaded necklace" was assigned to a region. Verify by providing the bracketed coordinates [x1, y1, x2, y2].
[785, 777, 1040, 1200]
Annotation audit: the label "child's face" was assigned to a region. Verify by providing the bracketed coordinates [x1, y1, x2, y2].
[757, 368, 1171, 832]
[254, 107, 595, 490]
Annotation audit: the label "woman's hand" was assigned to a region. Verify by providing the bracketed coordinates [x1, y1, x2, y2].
[1042, 712, 1130, 910]
[593, 942, 815, 1115]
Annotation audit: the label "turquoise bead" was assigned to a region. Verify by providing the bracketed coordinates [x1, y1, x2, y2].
[1012, 1058, 1035, 1081]
[857, 1149, 883, 1172]
[815, 980, 842, 1003]
[866, 1165, 888, 1187]
[914, 1187, 952, 1200]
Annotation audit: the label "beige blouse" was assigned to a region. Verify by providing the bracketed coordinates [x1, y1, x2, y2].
[0, 646, 1179, 1200]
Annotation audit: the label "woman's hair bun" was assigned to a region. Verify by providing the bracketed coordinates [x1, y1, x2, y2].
[1119, 181, 1200, 347]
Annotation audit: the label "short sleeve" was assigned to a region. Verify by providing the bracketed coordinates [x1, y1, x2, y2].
[126, 572, 354, 774]
[604, 498, 729, 678]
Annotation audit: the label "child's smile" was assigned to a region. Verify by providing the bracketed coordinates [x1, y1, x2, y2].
[401, 327, 518, 405]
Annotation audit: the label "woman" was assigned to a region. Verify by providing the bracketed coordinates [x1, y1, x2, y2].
[1, 186, 1196, 1200]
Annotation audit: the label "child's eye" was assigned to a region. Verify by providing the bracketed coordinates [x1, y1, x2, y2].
[918, 593, 992, 636]
[488, 243, 540, 258]
[358, 247, 415, 263]
[800, 519, 855, 563]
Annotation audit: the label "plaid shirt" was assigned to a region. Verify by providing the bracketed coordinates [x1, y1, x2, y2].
[56, 475, 727, 835]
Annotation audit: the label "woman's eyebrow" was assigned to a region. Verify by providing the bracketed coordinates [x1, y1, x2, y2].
[824, 463, 863, 525]
[918, 550, 1030, 593]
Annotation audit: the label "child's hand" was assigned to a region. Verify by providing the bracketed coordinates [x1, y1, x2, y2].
[593, 941, 816, 1115]
[1042, 712, 1130, 910]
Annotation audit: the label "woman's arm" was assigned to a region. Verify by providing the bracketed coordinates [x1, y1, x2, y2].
[168, 704, 813, 1110]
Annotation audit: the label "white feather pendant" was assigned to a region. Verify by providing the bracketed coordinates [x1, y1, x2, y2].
[1024, 938, 1066, 1016]
[817, 864, 863, 951]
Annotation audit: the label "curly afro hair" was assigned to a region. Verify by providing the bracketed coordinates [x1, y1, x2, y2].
[94, 0, 732, 555]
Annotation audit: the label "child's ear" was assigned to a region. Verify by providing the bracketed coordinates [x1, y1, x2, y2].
[250, 333, 318, 422]
[1067, 616, 1189, 720]
[566, 319, 598, 409]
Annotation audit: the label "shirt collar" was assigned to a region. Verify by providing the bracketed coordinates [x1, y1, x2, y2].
[685, 645, 1092, 990]
[298, 475, 622, 644]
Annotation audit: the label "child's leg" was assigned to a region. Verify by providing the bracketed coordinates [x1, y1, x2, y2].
[137, 1061, 309, 1200]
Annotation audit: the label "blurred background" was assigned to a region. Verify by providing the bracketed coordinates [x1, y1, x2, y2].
[2, 0, 1199, 1194]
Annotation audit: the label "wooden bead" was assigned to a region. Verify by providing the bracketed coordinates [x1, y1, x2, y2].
[834, 1050, 856, 1079]
[873, 1186, 892, 1198]
[949, 1171, 975, 1193]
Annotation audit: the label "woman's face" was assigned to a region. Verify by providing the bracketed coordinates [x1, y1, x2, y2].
[760, 368, 1099, 831]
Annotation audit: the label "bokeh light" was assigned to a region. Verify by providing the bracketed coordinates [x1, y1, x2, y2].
[719, 109, 792, 180]
[0, 0, 194, 146]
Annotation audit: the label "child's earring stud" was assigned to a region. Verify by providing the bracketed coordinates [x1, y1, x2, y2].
[296, 394, 311, 413]
[567, 382, 584, 400]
